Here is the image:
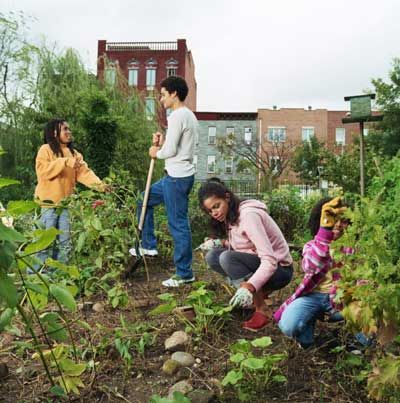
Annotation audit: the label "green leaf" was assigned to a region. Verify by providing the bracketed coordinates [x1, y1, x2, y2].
[149, 302, 176, 316]
[0, 271, 17, 307]
[49, 284, 76, 311]
[231, 339, 251, 353]
[59, 358, 86, 376]
[24, 281, 48, 295]
[0, 178, 20, 189]
[272, 375, 287, 383]
[99, 229, 113, 236]
[76, 232, 86, 253]
[40, 312, 67, 342]
[0, 241, 16, 270]
[6, 200, 38, 217]
[24, 227, 60, 254]
[171, 391, 191, 403]
[242, 357, 265, 370]
[46, 258, 80, 278]
[50, 385, 66, 397]
[251, 336, 273, 348]
[157, 292, 175, 302]
[91, 217, 102, 231]
[0, 308, 15, 331]
[221, 369, 243, 386]
[230, 353, 245, 363]
[0, 222, 25, 243]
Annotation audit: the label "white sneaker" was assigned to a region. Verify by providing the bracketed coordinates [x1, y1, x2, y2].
[162, 275, 195, 288]
[129, 247, 158, 257]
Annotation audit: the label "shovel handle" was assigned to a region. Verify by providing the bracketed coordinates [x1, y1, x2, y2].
[138, 157, 155, 231]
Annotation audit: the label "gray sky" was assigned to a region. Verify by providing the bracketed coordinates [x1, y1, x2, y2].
[2, 0, 400, 111]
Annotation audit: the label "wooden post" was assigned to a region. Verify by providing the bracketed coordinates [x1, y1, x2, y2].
[359, 121, 365, 196]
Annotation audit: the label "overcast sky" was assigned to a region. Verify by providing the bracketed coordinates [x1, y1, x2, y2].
[2, 0, 400, 111]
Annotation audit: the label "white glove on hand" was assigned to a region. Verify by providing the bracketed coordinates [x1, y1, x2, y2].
[229, 287, 253, 308]
[197, 238, 223, 251]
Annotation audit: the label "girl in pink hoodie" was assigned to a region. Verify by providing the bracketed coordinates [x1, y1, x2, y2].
[198, 178, 293, 331]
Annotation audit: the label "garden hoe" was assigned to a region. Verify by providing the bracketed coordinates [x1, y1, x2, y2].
[124, 156, 155, 279]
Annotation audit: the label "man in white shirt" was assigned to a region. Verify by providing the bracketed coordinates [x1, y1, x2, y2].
[130, 76, 198, 287]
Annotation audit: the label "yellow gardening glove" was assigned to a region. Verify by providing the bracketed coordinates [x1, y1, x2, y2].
[320, 197, 347, 229]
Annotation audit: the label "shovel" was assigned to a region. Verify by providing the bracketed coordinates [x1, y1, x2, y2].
[124, 156, 156, 279]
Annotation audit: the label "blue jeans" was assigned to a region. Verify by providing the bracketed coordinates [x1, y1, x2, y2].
[36, 208, 71, 265]
[137, 174, 194, 279]
[279, 292, 335, 348]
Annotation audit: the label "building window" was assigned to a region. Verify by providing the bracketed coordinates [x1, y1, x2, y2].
[105, 68, 116, 85]
[363, 128, 369, 136]
[208, 126, 216, 145]
[146, 68, 156, 87]
[226, 127, 235, 145]
[128, 68, 138, 86]
[267, 127, 286, 142]
[207, 155, 216, 173]
[269, 156, 281, 173]
[193, 155, 198, 172]
[302, 127, 314, 142]
[244, 127, 252, 145]
[226, 127, 235, 136]
[335, 128, 346, 145]
[145, 98, 155, 117]
[225, 158, 233, 174]
[167, 67, 177, 77]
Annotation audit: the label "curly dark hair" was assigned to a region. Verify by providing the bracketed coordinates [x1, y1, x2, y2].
[43, 119, 76, 157]
[160, 76, 188, 101]
[198, 178, 241, 237]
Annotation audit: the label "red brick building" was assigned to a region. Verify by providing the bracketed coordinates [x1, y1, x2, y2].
[97, 39, 197, 123]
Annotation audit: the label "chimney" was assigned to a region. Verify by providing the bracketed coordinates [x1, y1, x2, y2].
[273, 105, 277, 110]
[308, 105, 312, 111]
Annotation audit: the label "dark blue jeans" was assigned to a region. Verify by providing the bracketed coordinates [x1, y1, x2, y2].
[137, 174, 194, 279]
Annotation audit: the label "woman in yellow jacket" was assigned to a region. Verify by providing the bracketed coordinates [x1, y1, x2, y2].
[35, 118, 105, 265]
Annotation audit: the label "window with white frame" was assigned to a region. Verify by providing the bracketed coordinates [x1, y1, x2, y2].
[207, 155, 216, 173]
[335, 128, 346, 145]
[193, 155, 198, 172]
[225, 158, 233, 174]
[269, 156, 281, 173]
[128, 68, 138, 86]
[244, 127, 252, 145]
[302, 127, 314, 142]
[363, 128, 369, 136]
[167, 67, 177, 77]
[226, 127, 235, 145]
[145, 98, 155, 117]
[208, 126, 216, 145]
[146, 69, 156, 87]
[105, 68, 116, 85]
[267, 127, 286, 142]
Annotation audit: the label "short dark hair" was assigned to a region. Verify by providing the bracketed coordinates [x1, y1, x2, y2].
[160, 76, 188, 101]
[198, 177, 241, 237]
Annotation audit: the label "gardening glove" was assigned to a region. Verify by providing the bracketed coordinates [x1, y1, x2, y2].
[229, 287, 253, 308]
[320, 197, 347, 229]
[196, 238, 223, 251]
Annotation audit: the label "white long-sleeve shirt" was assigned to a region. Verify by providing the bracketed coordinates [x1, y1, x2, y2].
[156, 107, 197, 177]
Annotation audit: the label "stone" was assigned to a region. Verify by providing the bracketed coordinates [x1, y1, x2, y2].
[195, 358, 201, 364]
[92, 302, 104, 313]
[165, 331, 190, 352]
[175, 367, 191, 382]
[162, 359, 181, 376]
[77, 301, 93, 312]
[187, 389, 215, 403]
[171, 352, 195, 367]
[168, 380, 193, 399]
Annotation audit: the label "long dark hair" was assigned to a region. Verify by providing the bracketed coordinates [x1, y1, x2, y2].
[198, 178, 241, 237]
[43, 119, 75, 157]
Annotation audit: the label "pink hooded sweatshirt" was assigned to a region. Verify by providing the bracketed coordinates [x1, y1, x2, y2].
[227, 200, 293, 292]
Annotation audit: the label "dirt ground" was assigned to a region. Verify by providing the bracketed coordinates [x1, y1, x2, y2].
[0, 254, 371, 403]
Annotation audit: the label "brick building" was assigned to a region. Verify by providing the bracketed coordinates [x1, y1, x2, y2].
[97, 39, 197, 122]
[194, 112, 257, 189]
[257, 107, 361, 183]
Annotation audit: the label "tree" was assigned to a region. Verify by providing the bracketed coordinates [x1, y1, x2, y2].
[217, 132, 297, 190]
[369, 58, 400, 157]
[290, 137, 327, 186]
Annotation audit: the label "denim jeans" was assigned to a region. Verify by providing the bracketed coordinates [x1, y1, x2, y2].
[36, 208, 71, 265]
[205, 248, 293, 290]
[278, 292, 333, 348]
[137, 174, 194, 279]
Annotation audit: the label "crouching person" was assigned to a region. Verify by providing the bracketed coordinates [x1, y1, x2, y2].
[198, 178, 293, 332]
[274, 197, 351, 348]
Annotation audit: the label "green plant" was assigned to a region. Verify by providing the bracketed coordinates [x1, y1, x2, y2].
[149, 392, 191, 403]
[221, 337, 287, 401]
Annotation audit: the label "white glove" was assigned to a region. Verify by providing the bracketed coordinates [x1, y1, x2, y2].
[197, 238, 223, 251]
[229, 287, 253, 308]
